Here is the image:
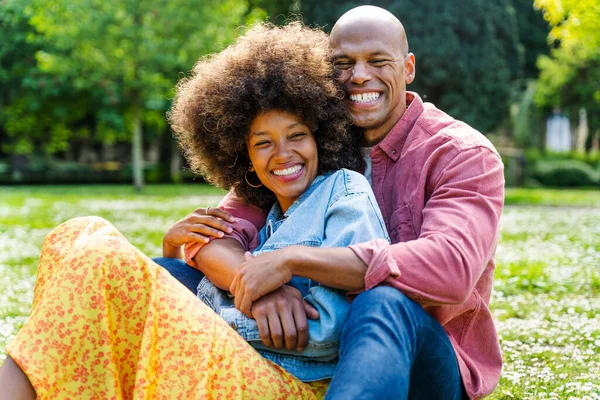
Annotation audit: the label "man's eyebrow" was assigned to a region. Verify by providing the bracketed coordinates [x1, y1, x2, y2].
[332, 51, 395, 60]
[369, 51, 395, 58]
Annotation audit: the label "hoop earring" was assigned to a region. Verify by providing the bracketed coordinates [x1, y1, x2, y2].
[244, 169, 263, 188]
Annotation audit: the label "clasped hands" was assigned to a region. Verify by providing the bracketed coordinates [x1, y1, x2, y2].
[162, 206, 319, 351]
[230, 250, 319, 352]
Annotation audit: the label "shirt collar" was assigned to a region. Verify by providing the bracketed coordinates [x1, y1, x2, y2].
[373, 91, 424, 161]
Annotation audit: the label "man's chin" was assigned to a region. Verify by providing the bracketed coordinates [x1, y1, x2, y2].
[350, 113, 382, 130]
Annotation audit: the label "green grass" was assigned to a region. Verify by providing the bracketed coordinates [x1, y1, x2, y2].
[505, 187, 600, 207]
[1, 185, 599, 398]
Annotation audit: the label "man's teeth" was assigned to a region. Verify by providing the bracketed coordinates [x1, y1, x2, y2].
[350, 92, 380, 103]
[273, 165, 302, 176]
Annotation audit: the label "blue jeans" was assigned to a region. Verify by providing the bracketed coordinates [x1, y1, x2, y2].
[325, 286, 465, 400]
[152, 257, 204, 293]
[153, 258, 465, 399]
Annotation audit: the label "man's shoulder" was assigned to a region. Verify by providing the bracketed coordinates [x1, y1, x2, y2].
[416, 102, 498, 156]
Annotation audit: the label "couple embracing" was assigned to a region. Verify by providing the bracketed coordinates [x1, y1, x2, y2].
[0, 6, 504, 400]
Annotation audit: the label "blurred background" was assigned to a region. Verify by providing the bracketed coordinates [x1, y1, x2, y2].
[1, 0, 598, 190]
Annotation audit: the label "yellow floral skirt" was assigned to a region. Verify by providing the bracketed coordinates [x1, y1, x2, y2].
[8, 217, 328, 399]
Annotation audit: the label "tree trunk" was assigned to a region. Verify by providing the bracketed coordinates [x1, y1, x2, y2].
[170, 139, 182, 183]
[576, 108, 589, 153]
[132, 99, 144, 190]
[147, 139, 160, 163]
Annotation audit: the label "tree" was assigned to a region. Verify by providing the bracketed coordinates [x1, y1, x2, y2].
[26, 0, 260, 189]
[534, 0, 600, 143]
[512, 0, 549, 79]
[0, 0, 80, 157]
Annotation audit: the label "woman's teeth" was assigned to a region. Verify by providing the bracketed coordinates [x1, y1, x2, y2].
[273, 165, 302, 176]
[350, 92, 380, 103]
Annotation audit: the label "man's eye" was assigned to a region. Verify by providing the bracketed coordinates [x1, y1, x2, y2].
[370, 59, 388, 65]
[334, 62, 352, 69]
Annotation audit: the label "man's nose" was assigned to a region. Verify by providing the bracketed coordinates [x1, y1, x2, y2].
[351, 62, 372, 85]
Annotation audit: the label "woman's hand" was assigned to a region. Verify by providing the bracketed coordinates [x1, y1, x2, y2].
[162, 207, 236, 258]
[251, 285, 319, 351]
[230, 251, 293, 317]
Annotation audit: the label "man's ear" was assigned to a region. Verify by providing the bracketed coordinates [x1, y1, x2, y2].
[404, 53, 416, 84]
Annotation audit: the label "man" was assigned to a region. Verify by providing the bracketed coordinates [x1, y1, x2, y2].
[158, 6, 504, 399]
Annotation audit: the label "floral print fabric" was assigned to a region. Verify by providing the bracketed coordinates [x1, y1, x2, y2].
[8, 217, 328, 399]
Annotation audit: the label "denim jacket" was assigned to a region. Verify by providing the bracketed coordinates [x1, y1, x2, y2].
[197, 169, 389, 381]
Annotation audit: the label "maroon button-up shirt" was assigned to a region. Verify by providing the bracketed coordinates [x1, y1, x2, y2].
[185, 92, 504, 399]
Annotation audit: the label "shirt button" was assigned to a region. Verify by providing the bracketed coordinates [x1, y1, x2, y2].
[230, 322, 238, 331]
[391, 150, 397, 154]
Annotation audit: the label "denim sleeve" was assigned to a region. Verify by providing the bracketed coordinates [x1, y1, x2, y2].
[294, 180, 390, 354]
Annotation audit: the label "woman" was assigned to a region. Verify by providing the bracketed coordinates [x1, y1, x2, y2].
[0, 22, 386, 399]
[165, 20, 388, 382]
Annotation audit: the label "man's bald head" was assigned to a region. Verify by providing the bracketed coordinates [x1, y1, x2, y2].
[328, 5, 415, 146]
[331, 6, 408, 56]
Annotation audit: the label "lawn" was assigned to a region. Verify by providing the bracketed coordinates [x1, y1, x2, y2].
[1, 185, 599, 398]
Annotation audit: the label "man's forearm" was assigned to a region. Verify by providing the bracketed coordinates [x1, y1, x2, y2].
[286, 246, 368, 292]
[194, 238, 246, 291]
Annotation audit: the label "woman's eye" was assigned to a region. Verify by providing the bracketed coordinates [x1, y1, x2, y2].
[254, 141, 270, 148]
[290, 132, 306, 140]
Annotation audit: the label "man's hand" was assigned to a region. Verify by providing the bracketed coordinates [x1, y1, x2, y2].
[230, 251, 293, 316]
[251, 285, 319, 351]
[162, 207, 235, 258]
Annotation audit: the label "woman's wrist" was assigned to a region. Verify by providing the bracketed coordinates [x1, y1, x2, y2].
[162, 239, 183, 259]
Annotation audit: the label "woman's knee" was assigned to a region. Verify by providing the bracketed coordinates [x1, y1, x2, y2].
[56, 216, 113, 233]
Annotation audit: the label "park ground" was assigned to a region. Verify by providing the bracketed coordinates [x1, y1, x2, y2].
[0, 185, 599, 399]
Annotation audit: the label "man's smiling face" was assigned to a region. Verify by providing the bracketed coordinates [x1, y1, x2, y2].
[330, 14, 415, 146]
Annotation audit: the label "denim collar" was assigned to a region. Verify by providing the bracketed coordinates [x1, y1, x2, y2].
[267, 172, 332, 223]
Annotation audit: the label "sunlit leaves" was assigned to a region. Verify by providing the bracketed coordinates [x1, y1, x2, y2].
[533, 0, 600, 133]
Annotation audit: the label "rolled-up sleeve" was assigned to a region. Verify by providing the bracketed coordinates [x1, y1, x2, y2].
[183, 190, 266, 267]
[350, 147, 504, 305]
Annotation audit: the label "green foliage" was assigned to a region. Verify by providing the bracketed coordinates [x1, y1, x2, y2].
[0, 0, 266, 187]
[505, 187, 600, 207]
[512, 0, 550, 79]
[525, 148, 600, 169]
[532, 159, 599, 187]
[510, 80, 545, 148]
[534, 0, 600, 136]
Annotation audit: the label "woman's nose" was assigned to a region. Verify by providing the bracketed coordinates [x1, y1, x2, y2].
[274, 141, 293, 159]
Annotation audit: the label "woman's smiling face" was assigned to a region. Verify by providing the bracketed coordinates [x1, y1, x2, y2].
[247, 110, 319, 213]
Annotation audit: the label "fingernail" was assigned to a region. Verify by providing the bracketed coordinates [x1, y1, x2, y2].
[227, 227, 233, 233]
[218, 232, 224, 237]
